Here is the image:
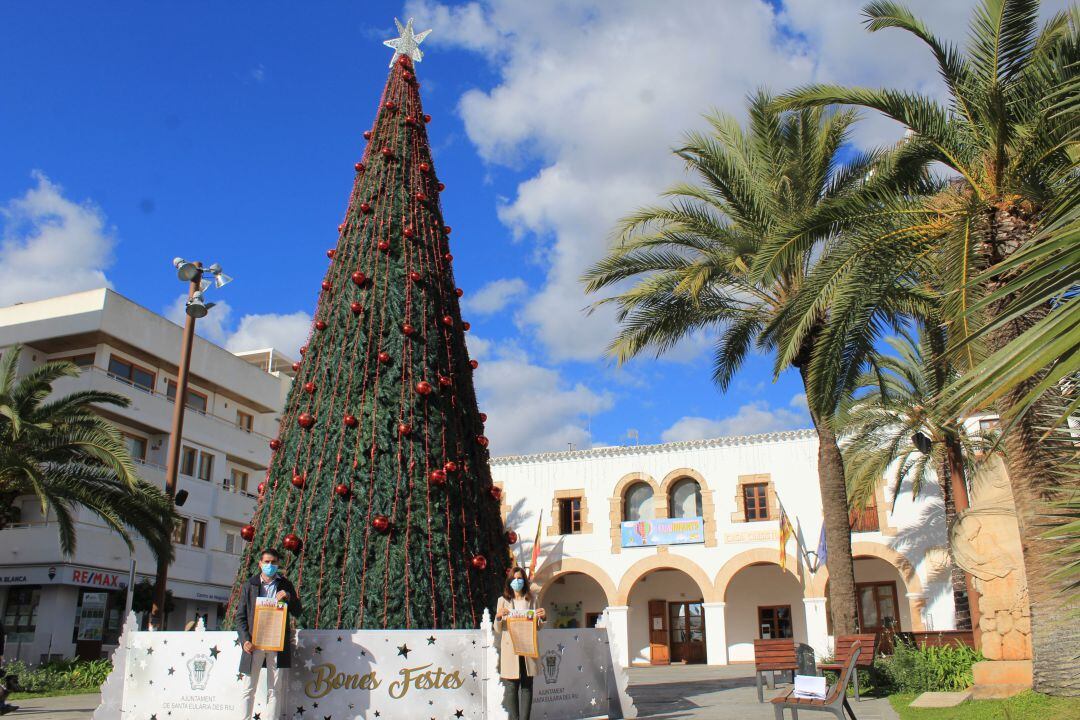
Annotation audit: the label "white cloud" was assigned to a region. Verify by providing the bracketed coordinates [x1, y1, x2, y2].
[472, 337, 613, 455]
[660, 397, 810, 443]
[461, 277, 527, 316]
[0, 172, 114, 307]
[165, 293, 311, 357]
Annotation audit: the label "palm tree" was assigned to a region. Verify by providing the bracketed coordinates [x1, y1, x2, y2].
[773, 0, 1079, 693]
[582, 92, 926, 636]
[0, 345, 176, 562]
[837, 326, 989, 631]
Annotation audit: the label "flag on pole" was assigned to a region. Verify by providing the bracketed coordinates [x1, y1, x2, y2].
[779, 504, 795, 570]
[528, 510, 543, 576]
[816, 523, 828, 570]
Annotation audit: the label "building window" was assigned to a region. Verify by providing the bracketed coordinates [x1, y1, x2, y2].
[742, 483, 770, 521]
[73, 589, 122, 645]
[857, 582, 900, 633]
[197, 453, 214, 482]
[123, 434, 147, 462]
[669, 478, 702, 518]
[850, 499, 880, 532]
[172, 516, 189, 545]
[107, 355, 155, 393]
[978, 417, 1001, 435]
[2, 587, 41, 643]
[623, 482, 654, 522]
[180, 447, 198, 477]
[758, 605, 793, 639]
[558, 497, 583, 534]
[224, 529, 241, 555]
[229, 468, 250, 493]
[166, 380, 208, 414]
[57, 353, 95, 368]
[236, 410, 254, 432]
[191, 519, 207, 548]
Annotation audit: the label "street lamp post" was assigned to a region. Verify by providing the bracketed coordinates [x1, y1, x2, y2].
[151, 258, 230, 630]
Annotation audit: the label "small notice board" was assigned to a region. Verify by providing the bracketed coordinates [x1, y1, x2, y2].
[251, 598, 287, 652]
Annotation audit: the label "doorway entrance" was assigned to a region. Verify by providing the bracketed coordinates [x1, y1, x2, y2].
[669, 601, 706, 663]
[856, 581, 899, 633]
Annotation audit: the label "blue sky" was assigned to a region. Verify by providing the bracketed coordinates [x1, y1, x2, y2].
[0, 1, 1058, 454]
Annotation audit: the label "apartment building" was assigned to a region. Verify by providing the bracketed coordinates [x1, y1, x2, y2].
[0, 289, 294, 662]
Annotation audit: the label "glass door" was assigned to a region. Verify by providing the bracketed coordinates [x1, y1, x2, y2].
[668, 601, 706, 663]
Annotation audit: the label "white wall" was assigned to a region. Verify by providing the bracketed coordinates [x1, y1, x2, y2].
[724, 564, 807, 662]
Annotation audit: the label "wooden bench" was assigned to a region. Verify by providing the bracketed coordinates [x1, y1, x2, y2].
[817, 634, 875, 702]
[771, 641, 862, 719]
[753, 639, 799, 703]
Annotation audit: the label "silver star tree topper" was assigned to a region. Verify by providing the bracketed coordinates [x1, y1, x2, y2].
[383, 17, 432, 67]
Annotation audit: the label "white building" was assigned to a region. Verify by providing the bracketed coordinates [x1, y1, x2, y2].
[0, 289, 293, 662]
[491, 431, 956, 666]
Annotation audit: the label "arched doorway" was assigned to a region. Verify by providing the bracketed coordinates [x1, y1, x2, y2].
[723, 562, 807, 662]
[619, 557, 716, 665]
[537, 572, 612, 629]
[853, 556, 917, 633]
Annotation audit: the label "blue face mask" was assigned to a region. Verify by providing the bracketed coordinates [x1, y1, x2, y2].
[510, 578, 525, 593]
[261, 562, 278, 577]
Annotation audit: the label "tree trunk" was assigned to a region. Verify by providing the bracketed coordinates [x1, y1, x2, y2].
[797, 364, 859, 637]
[982, 204, 1079, 696]
[936, 450, 973, 632]
[943, 434, 980, 637]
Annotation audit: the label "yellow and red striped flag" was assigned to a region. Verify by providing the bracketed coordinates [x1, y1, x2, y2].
[528, 510, 543, 576]
[779, 504, 795, 571]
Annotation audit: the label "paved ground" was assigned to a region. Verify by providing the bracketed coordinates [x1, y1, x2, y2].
[8, 666, 900, 719]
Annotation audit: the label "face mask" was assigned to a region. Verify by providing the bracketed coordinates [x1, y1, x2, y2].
[261, 562, 278, 577]
[510, 578, 525, 593]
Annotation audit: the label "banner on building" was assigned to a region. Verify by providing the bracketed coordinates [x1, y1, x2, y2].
[620, 517, 705, 547]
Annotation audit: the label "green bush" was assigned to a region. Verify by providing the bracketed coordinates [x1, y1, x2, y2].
[2, 658, 112, 694]
[873, 641, 982, 694]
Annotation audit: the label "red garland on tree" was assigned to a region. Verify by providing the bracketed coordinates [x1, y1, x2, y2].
[227, 23, 509, 632]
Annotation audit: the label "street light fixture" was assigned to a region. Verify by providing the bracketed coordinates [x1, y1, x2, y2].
[151, 258, 231, 630]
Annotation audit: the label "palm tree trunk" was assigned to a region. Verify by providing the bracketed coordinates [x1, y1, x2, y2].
[797, 364, 859, 636]
[983, 205, 1079, 696]
[943, 434, 980, 637]
[936, 453, 973, 631]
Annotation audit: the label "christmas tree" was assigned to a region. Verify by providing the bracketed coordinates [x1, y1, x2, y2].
[226, 20, 511, 630]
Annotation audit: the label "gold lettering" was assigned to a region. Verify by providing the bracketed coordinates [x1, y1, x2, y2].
[305, 663, 336, 699]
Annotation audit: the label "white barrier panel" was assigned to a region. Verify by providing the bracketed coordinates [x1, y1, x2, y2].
[531, 629, 609, 720]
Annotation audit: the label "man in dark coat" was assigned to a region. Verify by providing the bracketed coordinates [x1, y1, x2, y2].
[235, 548, 301, 720]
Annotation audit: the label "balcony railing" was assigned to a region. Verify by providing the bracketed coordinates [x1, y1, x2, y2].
[79, 364, 275, 441]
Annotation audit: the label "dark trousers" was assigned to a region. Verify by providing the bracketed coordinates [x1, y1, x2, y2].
[502, 656, 534, 720]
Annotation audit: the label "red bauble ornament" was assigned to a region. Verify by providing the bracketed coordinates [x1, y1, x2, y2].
[269, 438, 282, 450]
[403, 70, 414, 81]
[438, 375, 452, 388]
[315, 320, 327, 331]
[291, 361, 301, 372]
[415, 192, 427, 202]
[327, 248, 336, 259]
[298, 412, 315, 429]
[455, 288, 464, 297]
[419, 162, 431, 172]
[441, 315, 454, 327]
[444, 253, 454, 263]
[444, 460, 458, 473]
[398, 55, 411, 68]
[257, 481, 267, 495]
[415, 380, 433, 395]
[489, 485, 502, 501]
[352, 271, 367, 286]
[338, 223, 345, 232]
[398, 422, 412, 436]
[355, 161, 365, 172]
[283, 534, 302, 552]
[409, 270, 422, 283]
[428, 469, 447, 486]
[505, 530, 518, 544]
[303, 381, 316, 393]
[381, 146, 393, 159]
[378, 351, 391, 364]
[343, 413, 358, 427]
[360, 202, 373, 214]
[299, 345, 308, 355]
[372, 514, 391, 533]
[479, 412, 488, 422]
[334, 483, 350, 499]
[463, 322, 471, 331]
[476, 435, 489, 448]
[378, 240, 390, 252]
[443, 226, 452, 235]
[423, 114, 432, 123]
[291, 473, 306, 489]
[321, 280, 332, 291]
[363, 130, 372, 140]
[437, 182, 446, 192]
[470, 359, 479, 369]
[350, 301, 363, 315]
[384, 100, 397, 111]
[404, 226, 416, 238]
[404, 115, 416, 125]
[402, 323, 415, 336]
[470, 554, 488, 571]
[241, 524, 256, 541]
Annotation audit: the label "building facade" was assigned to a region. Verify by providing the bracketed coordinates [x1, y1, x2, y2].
[490, 431, 956, 666]
[0, 289, 293, 662]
